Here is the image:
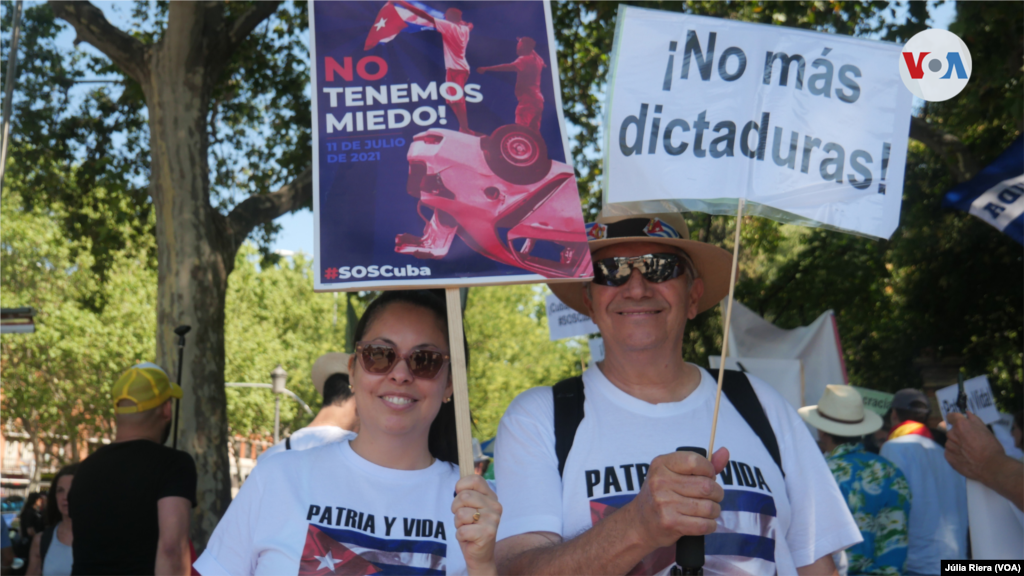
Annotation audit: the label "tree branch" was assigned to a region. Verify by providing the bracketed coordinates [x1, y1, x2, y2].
[225, 1, 283, 62]
[226, 167, 312, 252]
[48, 1, 149, 85]
[909, 116, 981, 183]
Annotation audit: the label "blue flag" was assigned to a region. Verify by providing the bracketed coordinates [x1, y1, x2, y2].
[942, 137, 1024, 245]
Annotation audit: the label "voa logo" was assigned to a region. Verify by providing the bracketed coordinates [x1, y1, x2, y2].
[338, 264, 431, 279]
[899, 29, 972, 102]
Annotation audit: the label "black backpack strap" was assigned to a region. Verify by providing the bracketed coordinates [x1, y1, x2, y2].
[721, 369, 784, 478]
[285, 436, 292, 450]
[39, 524, 56, 567]
[553, 376, 585, 478]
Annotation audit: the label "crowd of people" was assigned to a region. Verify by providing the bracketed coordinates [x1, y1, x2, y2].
[800, 385, 1024, 575]
[5, 210, 1022, 576]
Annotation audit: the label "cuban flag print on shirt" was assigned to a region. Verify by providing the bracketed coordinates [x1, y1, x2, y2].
[299, 525, 447, 576]
[364, 1, 443, 50]
[589, 462, 777, 576]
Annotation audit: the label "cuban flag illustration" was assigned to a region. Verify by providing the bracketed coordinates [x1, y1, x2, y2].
[586, 222, 608, 241]
[643, 218, 680, 239]
[590, 489, 777, 576]
[299, 525, 447, 575]
[364, 1, 444, 51]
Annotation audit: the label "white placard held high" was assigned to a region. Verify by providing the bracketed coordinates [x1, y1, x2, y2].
[935, 375, 1001, 425]
[546, 293, 599, 341]
[603, 5, 913, 239]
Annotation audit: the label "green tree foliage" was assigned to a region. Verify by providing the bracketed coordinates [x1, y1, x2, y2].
[464, 285, 587, 440]
[0, 2, 153, 292]
[224, 246, 359, 439]
[0, 183, 156, 473]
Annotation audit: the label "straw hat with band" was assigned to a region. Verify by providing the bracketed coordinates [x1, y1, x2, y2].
[798, 384, 884, 437]
[112, 362, 182, 414]
[311, 352, 352, 396]
[549, 212, 733, 317]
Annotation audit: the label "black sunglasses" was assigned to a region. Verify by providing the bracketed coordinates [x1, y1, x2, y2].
[592, 253, 693, 287]
[355, 341, 450, 380]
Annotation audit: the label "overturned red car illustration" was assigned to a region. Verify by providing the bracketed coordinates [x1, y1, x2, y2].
[396, 124, 592, 279]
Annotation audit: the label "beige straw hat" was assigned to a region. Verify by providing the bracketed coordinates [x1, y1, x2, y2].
[549, 212, 733, 316]
[311, 352, 352, 395]
[798, 385, 884, 437]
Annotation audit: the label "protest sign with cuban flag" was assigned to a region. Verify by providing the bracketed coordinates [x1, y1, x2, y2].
[311, 1, 591, 291]
[942, 136, 1024, 245]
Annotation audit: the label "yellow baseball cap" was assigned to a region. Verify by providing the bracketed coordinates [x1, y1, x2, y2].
[112, 362, 182, 414]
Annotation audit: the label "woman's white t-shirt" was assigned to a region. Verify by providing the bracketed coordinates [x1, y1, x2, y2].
[195, 440, 466, 576]
[495, 365, 861, 576]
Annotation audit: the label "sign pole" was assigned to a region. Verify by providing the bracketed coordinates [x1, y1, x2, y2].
[708, 199, 745, 456]
[445, 287, 475, 478]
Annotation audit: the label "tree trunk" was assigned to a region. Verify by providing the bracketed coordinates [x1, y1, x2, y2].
[48, 0, 306, 549]
[145, 3, 234, 549]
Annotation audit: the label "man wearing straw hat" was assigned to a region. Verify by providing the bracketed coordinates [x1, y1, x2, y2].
[799, 385, 911, 576]
[69, 363, 196, 575]
[258, 353, 358, 462]
[494, 213, 860, 575]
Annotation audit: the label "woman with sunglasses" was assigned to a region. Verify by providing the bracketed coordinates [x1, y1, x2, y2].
[196, 290, 501, 576]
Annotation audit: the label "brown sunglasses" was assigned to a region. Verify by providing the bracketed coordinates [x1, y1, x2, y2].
[355, 341, 451, 379]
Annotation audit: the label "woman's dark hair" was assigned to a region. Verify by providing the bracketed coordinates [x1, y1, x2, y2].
[353, 290, 470, 466]
[45, 463, 79, 526]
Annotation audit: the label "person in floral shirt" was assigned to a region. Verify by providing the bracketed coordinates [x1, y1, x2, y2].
[800, 385, 911, 576]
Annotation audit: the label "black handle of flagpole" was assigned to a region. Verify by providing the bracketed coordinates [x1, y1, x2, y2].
[172, 325, 191, 450]
[670, 446, 706, 576]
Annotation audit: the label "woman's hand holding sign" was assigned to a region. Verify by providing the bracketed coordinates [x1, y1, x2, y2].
[453, 474, 502, 576]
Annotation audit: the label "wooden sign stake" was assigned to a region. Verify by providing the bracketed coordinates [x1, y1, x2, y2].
[445, 287, 475, 478]
[708, 198, 745, 457]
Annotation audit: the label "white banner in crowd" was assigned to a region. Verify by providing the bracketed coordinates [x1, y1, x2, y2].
[603, 6, 913, 239]
[935, 376, 1002, 425]
[726, 301, 847, 408]
[708, 356, 803, 410]
[546, 293, 599, 341]
[588, 337, 605, 363]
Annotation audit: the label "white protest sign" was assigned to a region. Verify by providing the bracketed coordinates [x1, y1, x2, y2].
[708, 356, 803, 410]
[588, 337, 605, 363]
[603, 6, 913, 239]
[935, 376, 1001, 425]
[546, 293, 599, 341]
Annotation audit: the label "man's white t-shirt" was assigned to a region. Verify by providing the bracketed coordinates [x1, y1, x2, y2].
[880, 434, 968, 573]
[434, 19, 470, 72]
[495, 365, 861, 576]
[195, 440, 467, 576]
[256, 426, 354, 463]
